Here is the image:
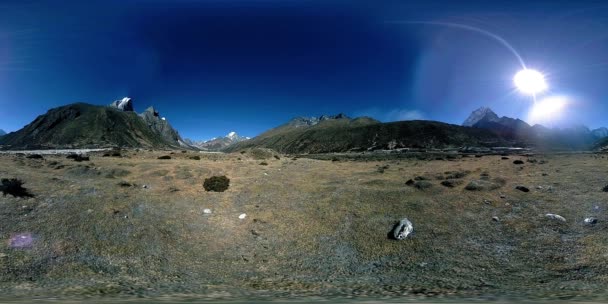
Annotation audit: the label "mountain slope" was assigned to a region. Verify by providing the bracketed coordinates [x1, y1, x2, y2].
[188, 131, 249, 151]
[0, 129, 5, 136]
[0, 103, 179, 149]
[227, 116, 510, 154]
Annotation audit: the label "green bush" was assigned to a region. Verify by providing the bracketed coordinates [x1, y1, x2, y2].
[203, 176, 230, 192]
[158, 155, 171, 160]
[189, 155, 201, 160]
[1, 178, 34, 198]
[259, 161, 268, 166]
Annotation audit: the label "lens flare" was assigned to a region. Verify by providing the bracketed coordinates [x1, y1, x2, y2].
[514, 69, 548, 95]
[527, 96, 567, 125]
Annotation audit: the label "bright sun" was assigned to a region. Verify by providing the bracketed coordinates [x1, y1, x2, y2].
[514, 69, 548, 95]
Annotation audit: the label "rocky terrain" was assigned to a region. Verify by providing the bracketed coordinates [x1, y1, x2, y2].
[2, 149, 608, 301]
[0, 99, 187, 150]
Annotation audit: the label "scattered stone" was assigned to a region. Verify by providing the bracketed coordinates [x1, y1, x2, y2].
[545, 213, 566, 222]
[239, 213, 247, 219]
[492, 216, 500, 222]
[117, 181, 132, 187]
[500, 193, 506, 198]
[413, 181, 432, 190]
[203, 208, 212, 214]
[515, 186, 530, 192]
[391, 218, 413, 240]
[142, 184, 149, 189]
[513, 160, 524, 165]
[440, 179, 463, 188]
[465, 180, 502, 191]
[483, 199, 492, 205]
[584, 217, 598, 225]
[66, 154, 89, 162]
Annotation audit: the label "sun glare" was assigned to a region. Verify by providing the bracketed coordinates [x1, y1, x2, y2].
[527, 96, 567, 125]
[514, 69, 548, 95]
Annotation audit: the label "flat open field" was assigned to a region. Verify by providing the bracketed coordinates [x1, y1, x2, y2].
[1, 149, 608, 301]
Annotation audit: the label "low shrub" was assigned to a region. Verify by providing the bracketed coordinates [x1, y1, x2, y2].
[203, 176, 230, 192]
[158, 155, 172, 160]
[0, 178, 34, 197]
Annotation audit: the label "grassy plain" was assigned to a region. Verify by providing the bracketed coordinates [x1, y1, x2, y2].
[1, 150, 608, 301]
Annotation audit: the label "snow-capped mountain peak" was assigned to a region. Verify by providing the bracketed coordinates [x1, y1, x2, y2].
[227, 131, 237, 139]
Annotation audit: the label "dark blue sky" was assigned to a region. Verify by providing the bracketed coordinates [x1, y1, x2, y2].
[1, 0, 608, 139]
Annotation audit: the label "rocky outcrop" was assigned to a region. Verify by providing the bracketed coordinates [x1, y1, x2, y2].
[109, 97, 134, 112]
[139, 106, 185, 147]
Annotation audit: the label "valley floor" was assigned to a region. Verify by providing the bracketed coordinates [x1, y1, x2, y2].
[1, 149, 608, 301]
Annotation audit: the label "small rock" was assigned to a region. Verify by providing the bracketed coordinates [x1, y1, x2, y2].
[483, 199, 492, 205]
[536, 186, 543, 189]
[413, 181, 432, 190]
[239, 213, 247, 219]
[142, 185, 149, 189]
[499, 194, 506, 198]
[203, 208, 212, 214]
[603, 185, 608, 192]
[405, 179, 415, 186]
[492, 216, 500, 222]
[391, 218, 413, 240]
[513, 160, 524, 165]
[440, 179, 463, 188]
[542, 173, 548, 176]
[584, 217, 598, 225]
[515, 186, 530, 192]
[263, 173, 268, 176]
[545, 213, 566, 222]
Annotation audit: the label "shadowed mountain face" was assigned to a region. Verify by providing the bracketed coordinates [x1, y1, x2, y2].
[463, 107, 608, 150]
[226, 114, 511, 154]
[138, 106, 188, 147]
[0, 102, 185, 149]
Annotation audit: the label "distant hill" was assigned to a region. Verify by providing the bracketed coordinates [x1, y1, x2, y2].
[226, 114, 510, 154]
[462, 107, 607, 150]
[0, 101, 187, 150]
[0, 129, 5, 136]
[186, 131, 249, 151]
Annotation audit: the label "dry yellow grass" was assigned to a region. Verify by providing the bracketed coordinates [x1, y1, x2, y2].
[1, 150, 608, 300]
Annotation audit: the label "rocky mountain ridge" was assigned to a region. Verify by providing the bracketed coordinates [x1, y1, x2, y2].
[0, 98, 188, 149]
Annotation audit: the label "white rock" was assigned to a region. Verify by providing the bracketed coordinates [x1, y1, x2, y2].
[392, 218, 413, 240]
[545, 213, 566, 222]
[238, 213, 247, 219]
[203, 208, 212, 214]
